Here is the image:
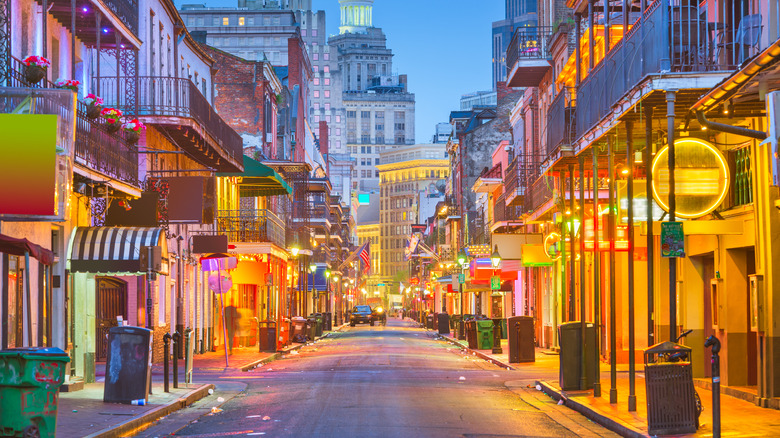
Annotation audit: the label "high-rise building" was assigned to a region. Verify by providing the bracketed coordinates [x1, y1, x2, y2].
[328, 0, 416, 194]
[492, 0, 537, 87]
[377, 144, 448, 279]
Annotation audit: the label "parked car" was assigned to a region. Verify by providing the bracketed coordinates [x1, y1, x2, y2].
[350, 305, 374, 326]
[371, 306, 387, 326]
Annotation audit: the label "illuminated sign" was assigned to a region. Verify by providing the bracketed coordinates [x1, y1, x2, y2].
[651, 138, 729, 219]
[583, 218, 629, 251]
[543, 232, 562, 261]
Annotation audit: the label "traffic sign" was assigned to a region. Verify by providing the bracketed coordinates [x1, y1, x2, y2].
[491, 275, 501, 290]
[458, 273, 465, 284]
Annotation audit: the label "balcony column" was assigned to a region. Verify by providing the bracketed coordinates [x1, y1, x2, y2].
[645, 107, 655, 347]
[666, 90, 677, 341]
[578, 153, 587, 391]
[96, 13, 102, 96]
[575, 13, 582, 85]
[559, 168, 567, 326]
[626, 120, 637, 412]
[592, 143, 602, 398]
[569, 163, 576, 321]
[71, 0, 76, 79]
[608, 134, 617, 404]
[588, 0, 594, 71]
[42, 0, 47, 60]
[604, 0, 610, 52]
[115, 33, 121, 110]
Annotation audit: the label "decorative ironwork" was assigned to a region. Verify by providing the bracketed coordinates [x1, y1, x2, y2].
[732, 146, 753, 207]
[144, 177, 170, 238]
[91, 197, 108, 226]
[216, 209, 285, 248]
[101, 0, 139, 36]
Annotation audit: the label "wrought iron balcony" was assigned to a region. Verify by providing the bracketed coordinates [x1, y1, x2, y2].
[46, 0, 139, 43]
[576, 1, 772, 140]
[97, 76, 243, 172]
[524, 174, 555, 216]
[506, 26, 553, 87]
[504, 154, 542, 207]
[6, 56, 138, 188]
[216, 209, 285, 248]
[547, 87, 576, 156]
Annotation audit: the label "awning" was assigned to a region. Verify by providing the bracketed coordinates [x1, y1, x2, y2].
[0, 233, 54, 265]
[217, 156, 292, 197]
[67, 227, 169, 274]
[436, 275, 453, 284]
[521, 244, 553, 267]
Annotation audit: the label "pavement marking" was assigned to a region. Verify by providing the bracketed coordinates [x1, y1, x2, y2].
[218, 375, 265, 379]
[170, 430, 255, 437]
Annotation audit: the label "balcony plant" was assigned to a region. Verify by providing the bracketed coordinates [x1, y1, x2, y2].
[121, 118, 146, 144]
[100, 107, 123, 133]
[22, 56, 51, 84]
[83, 93, 104, 119]
[54, 79, 80, 92]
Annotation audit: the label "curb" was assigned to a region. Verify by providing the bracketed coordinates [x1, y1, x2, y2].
[83, 384, 215, 438]
[535, 380, 650, 438]
[436, 332, 516, 371]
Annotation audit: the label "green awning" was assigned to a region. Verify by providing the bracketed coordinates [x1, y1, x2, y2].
[217, 156, 292, 197]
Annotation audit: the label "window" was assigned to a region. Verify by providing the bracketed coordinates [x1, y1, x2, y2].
[324, 53, 329, 60]
[213, 17, 220, 26]
[375, 123, 384, 131]
[324, 65, 329, 73]
[325, 103, 330, 110]
[366, 146, 371, 153]
[361, 111, 370, 119]
[314, 77, 320, 85]
[239, 16, 245, 26]
[361, 170, 367, 178]
[313, 90, 320, 98]
[222, 17, 229, 25]
[312, 29, 318, 37]
[313, 53, 318, 60]
[301, 29, 307, 36]
[336, 115, 341, 122]
[247, 17, 254, 25]
[347, 111, 356, 118]
[324, 90, 330, 98]
[361, 134, 370, 143]
[375, 170, 380, 177]
[374, 158, 380, 165]
[361, 146, 366, 153]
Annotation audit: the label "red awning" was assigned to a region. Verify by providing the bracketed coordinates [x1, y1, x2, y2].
[0, 233, 54, 265]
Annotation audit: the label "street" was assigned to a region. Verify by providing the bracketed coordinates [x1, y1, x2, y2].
[136, 319, 618, 438]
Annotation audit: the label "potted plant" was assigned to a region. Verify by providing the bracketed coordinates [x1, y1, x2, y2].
[121, 118, 146, 144]
[22, 56, 51, 84]
[54, 78, 80, 92]
[100, 107, 123, 133]
[83, 94, 104, 119]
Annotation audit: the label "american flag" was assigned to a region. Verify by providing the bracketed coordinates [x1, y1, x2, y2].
[359, 241, 371, 273]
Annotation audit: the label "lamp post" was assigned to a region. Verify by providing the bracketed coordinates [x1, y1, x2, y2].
[457, 250, 469, 340]
[309, 263, 317, 313]
[290, 245, 301, 316]
[490, 245, 503, 355]
[324, 268, 331, 312]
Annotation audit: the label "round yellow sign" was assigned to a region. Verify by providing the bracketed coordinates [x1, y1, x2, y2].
[651, 137, 730, 219]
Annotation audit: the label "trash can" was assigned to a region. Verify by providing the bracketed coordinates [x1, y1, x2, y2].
[508, 316, 535, 363]
[324, 312, 333, 331]
[0, 347, 70, 438]
[558, 321, 596, 390]
[426, 313, 434, 330]
[437, 313, 450, 335]
[103, 326, 152, 404]
[277, 318, 291, 350]
[306, 316, 317, 340]
[290, 317, 308, 343]
[309, 313, 323, 337]
[644, 341, 697, 436]
[258, 321, 277, 352]
[476, 320, 495, 349]
[465, 319, 478, 349]
[450, 314, 461, 331]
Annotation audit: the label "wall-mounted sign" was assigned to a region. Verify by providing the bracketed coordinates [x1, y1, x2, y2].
[651, 138, 729, 219]
[617, 180, 666, 223]
[583, 218, 629, 251]
[490, 276, 501, 290]
[543, 232, 562, 261]
[661, 222, 685, 258]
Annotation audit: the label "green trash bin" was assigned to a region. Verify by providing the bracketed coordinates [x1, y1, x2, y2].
[309, 313, 323, 337]
[476, 320, 495, 350]
[0, 347, 71, 438]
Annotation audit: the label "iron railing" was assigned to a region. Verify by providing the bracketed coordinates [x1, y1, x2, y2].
[7, 56, 138, 186]
[97, 76, 242, 166]
[730, 145, 753, 207]
[506, 26, 554, 71]
[576, 1, 772, 139]
[547, 87, 576, 155]
[216, 209, 285, 248]
[524, 175, 555, 214]
[101, 0, 139, 36]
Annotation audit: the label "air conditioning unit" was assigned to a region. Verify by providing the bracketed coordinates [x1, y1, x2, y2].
[266, 132, 273, 143]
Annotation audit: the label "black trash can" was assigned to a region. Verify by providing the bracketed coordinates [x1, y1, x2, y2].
[437, 313, 450, 335]
[258, 320, 277, 352]
[449, 314, 460, 330]
[465, 319, 478, 349]
[103, 326, 152, 404]
[558, 321, 596, 390]
[426, 313, 434, 329]
[644, 341, 698, 435]
[291, 317, 308, 343]
[324, 312, 333, 331]
[508, 316, 535, 363]
[305, 317, 316, 341]
[309, 313, 323, 337]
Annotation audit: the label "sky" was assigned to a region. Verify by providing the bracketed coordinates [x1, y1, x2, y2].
[176, 0, 504, 142]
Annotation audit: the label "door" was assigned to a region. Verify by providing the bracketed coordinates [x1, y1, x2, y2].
[96, 277, 127, 361]
[746, 249, 757, 386]
[702, 255, 715, 378]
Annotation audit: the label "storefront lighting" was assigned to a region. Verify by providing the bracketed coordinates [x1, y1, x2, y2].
[309, 263, 317, 273]
[457, 250, 468, 267]
[290, 245, 300, 257]
[324, 269, 331, 278]
[490, 245, 501, 268]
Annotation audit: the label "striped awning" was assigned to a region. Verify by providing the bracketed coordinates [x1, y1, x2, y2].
[67, 227, 169, 274]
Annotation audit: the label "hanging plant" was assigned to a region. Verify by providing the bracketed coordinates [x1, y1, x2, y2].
[83, 93, 104, 119]
[121, 118, 146, 144]
[22, 55, 51, 84]
[101, 107, 123, 133]
[54, 78, 80, 92]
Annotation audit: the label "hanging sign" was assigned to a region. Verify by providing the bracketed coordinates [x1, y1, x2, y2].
[661, 222, 685, 258]
[208, 273, 233, 293]
[458, 273, 466, 284]
[651, 137, 729, 219]
[490, 276, 501, 290]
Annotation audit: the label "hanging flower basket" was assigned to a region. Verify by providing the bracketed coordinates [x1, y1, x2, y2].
[121, 119, 146, 144]
[54, 78, 80, 92]
[101, 107, 123, 133]
[84, 94, 104, 119]
[106, 119, 121, 134]
[22, 56, 51, 84]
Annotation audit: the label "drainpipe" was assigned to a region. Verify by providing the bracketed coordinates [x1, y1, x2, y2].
[695, 111, 766, 140]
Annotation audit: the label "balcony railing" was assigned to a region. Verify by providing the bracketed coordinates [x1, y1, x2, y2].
[524, 175, 555, 214]
[7, 56, 138, 187]
[547, 87, 576, 155]
[504, 154, 542, 206]
[216, 209, 285, 248]
[101, 0, 139, 35]
[576, 1, 772, 139]
[506, 26, 554, 68]
[97, 76, 242, 166]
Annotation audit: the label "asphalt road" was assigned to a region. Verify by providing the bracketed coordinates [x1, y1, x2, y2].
[137, 318, 618, 438]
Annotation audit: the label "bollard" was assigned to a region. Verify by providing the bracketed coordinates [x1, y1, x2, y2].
[184, 328, 193, 384]
[172, 332, 181, 389]
[163, 333, 172, 393]
[705, 335, 721, 438]
[492, 319, 503, 354]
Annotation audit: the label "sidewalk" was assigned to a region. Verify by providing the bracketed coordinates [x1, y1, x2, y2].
[54, 326, 346, 437]
[436, 329, 780, 437]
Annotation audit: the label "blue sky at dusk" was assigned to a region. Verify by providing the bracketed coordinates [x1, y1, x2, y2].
[176, 0, 503, 142]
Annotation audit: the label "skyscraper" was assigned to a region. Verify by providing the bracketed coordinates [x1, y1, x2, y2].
[328, 0, 416, 194]
[492, 0, 537, 87]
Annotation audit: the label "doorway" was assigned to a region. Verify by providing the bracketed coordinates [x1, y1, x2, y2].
[701, 254, 715, 378]
[95, 277, 127, 361]
[746, 248, 757, 386]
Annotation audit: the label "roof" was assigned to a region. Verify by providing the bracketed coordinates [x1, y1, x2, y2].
[356, 198, 380, 225]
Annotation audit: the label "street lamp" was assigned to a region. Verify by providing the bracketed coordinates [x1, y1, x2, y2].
[309, 263, 318, 312]
[491, 245, 501, 268]
[490, 245, 503, 355]
[457, 249, 469, 340]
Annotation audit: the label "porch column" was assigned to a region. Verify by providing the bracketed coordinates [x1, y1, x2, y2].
[592, 144, 602, 397]
[608, 135, 617, 404]
[626, 120, 637, 412]
[645, 107, 655, 346]
[666, 90, 677, 341]
[71, 0, 76, 79]
[575, 13, 582, 85]
[578, 153, 587, 390]
[588, 0, 594, 71]
[569, 163, 576, 320]
[115, 33, 121, 109]
[96, 13, 101, 96]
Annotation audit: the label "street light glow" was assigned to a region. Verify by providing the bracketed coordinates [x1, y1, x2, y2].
[491, 244, 501, 268]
